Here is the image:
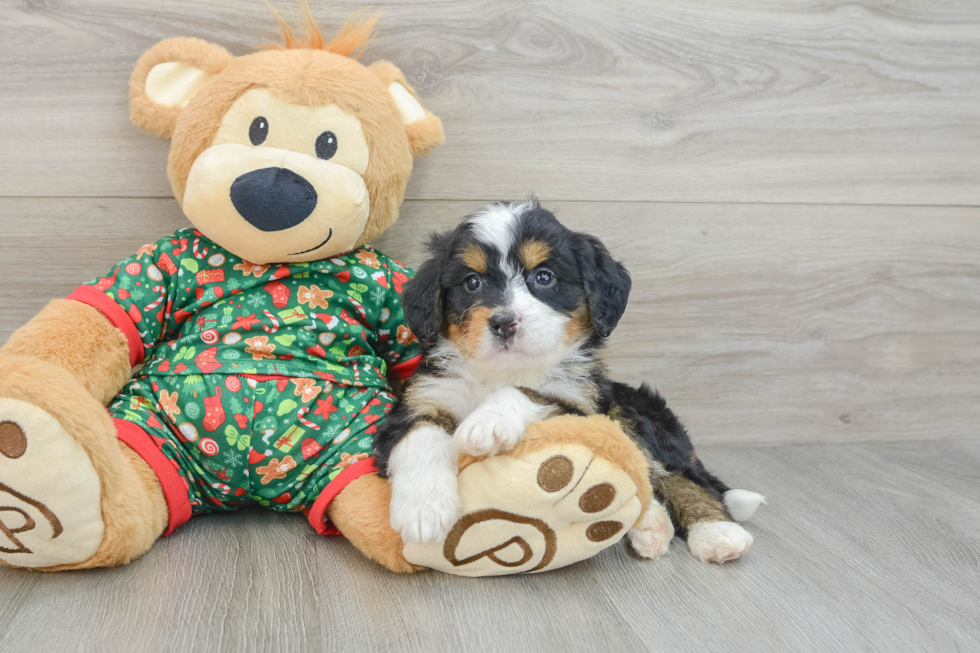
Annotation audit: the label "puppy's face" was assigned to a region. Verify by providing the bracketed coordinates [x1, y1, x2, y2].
[404, 202, 631, 368]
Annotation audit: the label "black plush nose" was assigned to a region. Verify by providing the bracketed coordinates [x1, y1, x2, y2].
[489, 313, 518, 340]
[229, 167, 317, 232]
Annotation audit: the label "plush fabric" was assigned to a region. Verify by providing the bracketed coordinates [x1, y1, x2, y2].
[402, 417, 647, 576]
[0, 8, 647, 577]
[0, 355, 167, 570]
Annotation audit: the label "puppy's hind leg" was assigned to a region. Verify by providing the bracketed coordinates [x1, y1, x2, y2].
[658, 474, 753, 564]
[627, 497, 674, 559]
[688, 458, 765, 523]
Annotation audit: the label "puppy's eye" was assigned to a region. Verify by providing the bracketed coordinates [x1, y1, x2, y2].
[249, 117, 269, 146]
[464, 274, 483, 292]
[534, 269, 555, 287]
[316, 131, 338, 160]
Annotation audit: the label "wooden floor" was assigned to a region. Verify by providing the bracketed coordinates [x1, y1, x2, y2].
[1, 1, 978, 651]
[2, 439, 978, 652]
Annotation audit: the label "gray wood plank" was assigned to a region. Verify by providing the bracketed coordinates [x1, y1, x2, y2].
[1, 439, 977, 652]
[1, 198, 977, 447]
[1, 0, 979, 204]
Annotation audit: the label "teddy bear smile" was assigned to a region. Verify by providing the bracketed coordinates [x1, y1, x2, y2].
[289, 228, 334, 255]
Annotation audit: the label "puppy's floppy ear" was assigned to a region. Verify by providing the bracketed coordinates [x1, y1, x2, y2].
[575, 234, 631, 338]
[402, 231, 453, 348]
[368, 61, 445, 158]
[130, 38, 233, 139]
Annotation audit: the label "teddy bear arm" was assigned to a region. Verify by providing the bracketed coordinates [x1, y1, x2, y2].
[1, 299, 132, 406]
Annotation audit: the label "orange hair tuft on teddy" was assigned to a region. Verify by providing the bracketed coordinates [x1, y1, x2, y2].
[265, 1, 381, 59]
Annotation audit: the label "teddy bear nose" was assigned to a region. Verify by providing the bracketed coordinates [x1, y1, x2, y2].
[230, 167, 318, 232]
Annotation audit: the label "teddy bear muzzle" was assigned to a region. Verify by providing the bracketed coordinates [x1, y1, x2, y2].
[229, 166, 318, 232]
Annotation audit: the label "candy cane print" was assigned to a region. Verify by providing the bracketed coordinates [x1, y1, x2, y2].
[262, 309, 279, 333]
[304, 312, 321, 332]
[296, 406, 320, 430]
[192, 238, 209, 259]
[144, 285, 165, 312]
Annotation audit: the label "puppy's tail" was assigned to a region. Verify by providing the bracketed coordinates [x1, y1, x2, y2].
[724, 489, 766, 522]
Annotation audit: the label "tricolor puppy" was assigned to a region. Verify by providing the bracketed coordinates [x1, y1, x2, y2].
[375, 201, 763, 563]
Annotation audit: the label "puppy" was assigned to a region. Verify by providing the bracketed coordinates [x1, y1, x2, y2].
[375, 200, 763, 563]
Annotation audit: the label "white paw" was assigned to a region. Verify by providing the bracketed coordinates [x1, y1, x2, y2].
[724, 489, 766, 522]
[628, 502, 674, 559]
[389, 472, 460, 544]
[687, 521, 754, 564]
[454, 408, 524, 456]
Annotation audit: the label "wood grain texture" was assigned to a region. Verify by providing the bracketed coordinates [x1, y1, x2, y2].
[1, 198, 977, 446]
[1, 0, 979, 203]
[0, 438, 977, 652]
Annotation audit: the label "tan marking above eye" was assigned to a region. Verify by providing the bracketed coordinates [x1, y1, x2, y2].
[0, 421, 27, 459]
[460, 245, 487, 274]
[519, 239, 551, 270]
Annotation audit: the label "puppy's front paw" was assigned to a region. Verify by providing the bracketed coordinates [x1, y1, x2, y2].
[454, 409, 524, 456]
[389, 473, 460, 544]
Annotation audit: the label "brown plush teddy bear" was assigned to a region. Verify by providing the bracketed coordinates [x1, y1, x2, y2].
[0, 8, 652, 576]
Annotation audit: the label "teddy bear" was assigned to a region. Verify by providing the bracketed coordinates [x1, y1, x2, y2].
[0, 7, 653, 576]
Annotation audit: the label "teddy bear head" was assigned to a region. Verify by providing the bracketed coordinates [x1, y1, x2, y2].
[129, 10, 443, 264]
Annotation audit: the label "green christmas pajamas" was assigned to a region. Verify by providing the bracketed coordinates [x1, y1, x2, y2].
[67, 228, 419, 536]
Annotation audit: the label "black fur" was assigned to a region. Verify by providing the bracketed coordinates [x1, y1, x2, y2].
[574, 233, 632, 338]
[602, 382, 730, 506]
[377, 201, 742, 541]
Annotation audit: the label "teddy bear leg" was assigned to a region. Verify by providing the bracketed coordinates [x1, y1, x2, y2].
[326, 472, 421, 573]
[0, 356, 167, 570]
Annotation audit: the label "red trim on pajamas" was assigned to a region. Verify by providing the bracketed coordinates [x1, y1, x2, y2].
[114, 418, 193, 536]
[67, 286, 144, 367]
[390, 354, 421, 380]
[307, 457, 379, 536]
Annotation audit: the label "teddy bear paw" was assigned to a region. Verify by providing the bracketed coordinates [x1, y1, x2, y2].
[0, 398, 104, 568]
[402, 442, 643, 576]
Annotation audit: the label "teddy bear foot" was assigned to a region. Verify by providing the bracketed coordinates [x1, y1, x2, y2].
[402, 415, 651, 576]
[0, 398, 105, 569]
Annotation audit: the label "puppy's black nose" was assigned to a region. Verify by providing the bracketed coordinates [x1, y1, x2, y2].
[230, 167, 317, 232]
[489, 313, 518, 340]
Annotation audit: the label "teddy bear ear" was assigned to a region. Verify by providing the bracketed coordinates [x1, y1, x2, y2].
[368, 60, 445, 158]
[130, 37, 234, 139]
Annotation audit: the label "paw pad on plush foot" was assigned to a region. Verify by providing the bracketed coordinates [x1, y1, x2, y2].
[402, 444, 643, 576]
[0, 399, 104, 568]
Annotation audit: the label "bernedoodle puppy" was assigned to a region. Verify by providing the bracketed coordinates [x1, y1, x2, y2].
[375, 200, 764, 563]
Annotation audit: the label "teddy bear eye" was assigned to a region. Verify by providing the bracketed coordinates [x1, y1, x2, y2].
[249, 116, 268, 146]
[316, 131, 338, 160]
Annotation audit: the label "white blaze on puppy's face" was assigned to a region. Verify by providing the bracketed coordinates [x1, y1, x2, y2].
[457, 202, 580, 370]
